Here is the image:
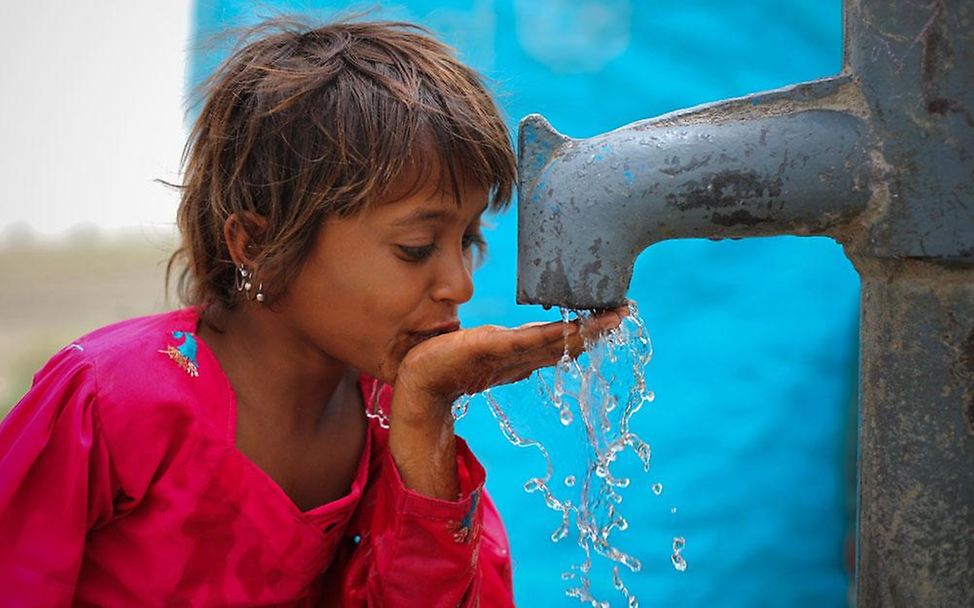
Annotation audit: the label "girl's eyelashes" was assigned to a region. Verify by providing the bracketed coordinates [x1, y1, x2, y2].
[398, 243, 438, 261]
[396, 230, 486, 263]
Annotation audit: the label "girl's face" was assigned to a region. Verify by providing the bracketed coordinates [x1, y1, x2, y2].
[274, 179, 489, 384]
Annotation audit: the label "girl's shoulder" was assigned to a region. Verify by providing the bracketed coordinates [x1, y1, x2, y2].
[1, 308, 234, 540]
[39, 307, 232, 447]
[73, 307, 201, 373]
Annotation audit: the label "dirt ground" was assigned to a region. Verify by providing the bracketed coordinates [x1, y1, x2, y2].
[0, 233, 177, 416]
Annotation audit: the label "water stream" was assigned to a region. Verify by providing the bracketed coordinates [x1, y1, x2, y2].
[467, 302, 683, 606]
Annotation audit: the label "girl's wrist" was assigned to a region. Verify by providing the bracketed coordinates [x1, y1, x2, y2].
[387, 391, 460, 499]
[391, 364, 457, 426]
[390, 387, 445, 422]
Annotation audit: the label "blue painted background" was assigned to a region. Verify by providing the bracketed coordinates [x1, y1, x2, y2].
[192, 2, 858, 606]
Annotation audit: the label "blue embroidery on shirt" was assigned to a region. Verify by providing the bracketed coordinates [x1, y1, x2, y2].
[160, 330, 200, 377]
[451, 488, 481, 544]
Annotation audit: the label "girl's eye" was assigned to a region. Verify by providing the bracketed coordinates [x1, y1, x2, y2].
[398, 244, 437, 261]
[397, 231, 485, 263]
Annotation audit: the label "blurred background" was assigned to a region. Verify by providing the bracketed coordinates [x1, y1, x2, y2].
[1, 1, 858, 606]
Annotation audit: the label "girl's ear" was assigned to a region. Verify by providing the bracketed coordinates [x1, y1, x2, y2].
[224, 212, 269, 267]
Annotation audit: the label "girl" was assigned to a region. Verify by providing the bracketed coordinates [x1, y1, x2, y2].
[0, 18, 623, 606]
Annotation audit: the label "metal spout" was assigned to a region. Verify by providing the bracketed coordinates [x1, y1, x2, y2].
[517, 104, 870, 309]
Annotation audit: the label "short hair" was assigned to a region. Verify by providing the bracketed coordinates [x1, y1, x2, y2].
[168, 17, 515, 323]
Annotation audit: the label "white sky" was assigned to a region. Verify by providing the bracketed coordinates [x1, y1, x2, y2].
[0, 1, 191, 239]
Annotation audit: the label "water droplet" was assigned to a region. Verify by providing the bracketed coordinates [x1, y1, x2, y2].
[671, 536, 687, 572]
[551, 519, 570, 542]
[451, 395, 471, 420]
[564, 475, 576, 487]
[612, 566, 624, 591]
[652, 483, 663, 495]
[560, 404, 574, 426]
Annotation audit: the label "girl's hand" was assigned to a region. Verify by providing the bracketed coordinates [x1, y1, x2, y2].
[387, 306, 627, 499]
[395, 306, 628, 415]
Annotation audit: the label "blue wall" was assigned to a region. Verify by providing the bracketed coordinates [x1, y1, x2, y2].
[191, 2, 857, 606]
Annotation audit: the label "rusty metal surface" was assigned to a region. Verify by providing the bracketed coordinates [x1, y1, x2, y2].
[856, 262, 974, 607]
[847, 0, 974, 263]
[517, 110, 870, 308]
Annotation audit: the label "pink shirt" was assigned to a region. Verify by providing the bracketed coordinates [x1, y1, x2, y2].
[0, 308, 514, 606]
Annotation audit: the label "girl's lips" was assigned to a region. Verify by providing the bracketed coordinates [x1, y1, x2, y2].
[408, 322, 461, 347]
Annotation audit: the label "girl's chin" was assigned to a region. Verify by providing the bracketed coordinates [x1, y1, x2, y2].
[367, 356, 400, 388]
[362, 334, 421, 386]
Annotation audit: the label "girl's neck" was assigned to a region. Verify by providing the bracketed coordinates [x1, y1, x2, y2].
[199, 306, 353, 435]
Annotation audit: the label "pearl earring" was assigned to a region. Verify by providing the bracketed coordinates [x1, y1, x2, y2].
[235, 264, 265, 304]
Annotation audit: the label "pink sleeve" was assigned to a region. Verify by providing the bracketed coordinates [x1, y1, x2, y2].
[340, 437, 515, 608]
[0, 346, 116, 606]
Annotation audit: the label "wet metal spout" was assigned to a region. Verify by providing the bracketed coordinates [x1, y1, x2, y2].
[517, 108, 871, 308]
[516, 0, 974, 605]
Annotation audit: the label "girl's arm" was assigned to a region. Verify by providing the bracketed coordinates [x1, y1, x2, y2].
[0, 346, 115, 605]
[358, 309, 625, 606]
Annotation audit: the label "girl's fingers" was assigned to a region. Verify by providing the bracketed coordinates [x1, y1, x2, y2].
[454, 308, 629, 392]
[482, 321, 575, 356]
[482, 310, 626, 363]
[491, 329, 591, 382]
[401, 310, 627, 398]
[582, 308, 627, 336]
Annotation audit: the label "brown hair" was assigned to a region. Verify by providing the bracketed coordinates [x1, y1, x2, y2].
[168, 17, 515, 324]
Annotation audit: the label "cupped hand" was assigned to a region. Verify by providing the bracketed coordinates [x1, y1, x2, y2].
[387, 305, 627, 499]
[394, 306, 628, 420]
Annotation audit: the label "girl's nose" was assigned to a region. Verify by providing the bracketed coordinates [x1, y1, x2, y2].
[431, 247, 474, 304]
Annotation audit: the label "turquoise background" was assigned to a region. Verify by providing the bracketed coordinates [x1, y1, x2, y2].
[191, 2, 858, 606]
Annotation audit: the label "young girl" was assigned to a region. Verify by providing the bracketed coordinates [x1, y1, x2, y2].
[0, 18, 623, 606]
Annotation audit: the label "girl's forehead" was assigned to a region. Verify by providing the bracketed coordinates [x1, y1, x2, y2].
[366, 182, 489, 228]
[380, 144, 489, 206]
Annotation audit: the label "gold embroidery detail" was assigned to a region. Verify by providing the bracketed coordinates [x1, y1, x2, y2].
[160, 345, 199, 377]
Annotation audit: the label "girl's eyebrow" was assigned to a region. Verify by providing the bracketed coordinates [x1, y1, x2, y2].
[390, 208, 452, 227]
[390, 203, 487, 227]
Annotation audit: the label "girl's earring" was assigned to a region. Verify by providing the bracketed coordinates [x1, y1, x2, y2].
[234, 263, 264, 303]
[235, 265, 251, 293]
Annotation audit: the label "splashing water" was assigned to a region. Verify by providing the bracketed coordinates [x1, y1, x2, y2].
[451, 394, 472, 421]
[671, 537, 688, 572]
[481, 302, 673, 606]
[365, 379, 390, 430]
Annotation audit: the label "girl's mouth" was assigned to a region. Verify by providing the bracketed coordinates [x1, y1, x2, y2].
[408, 322, 461, 347]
